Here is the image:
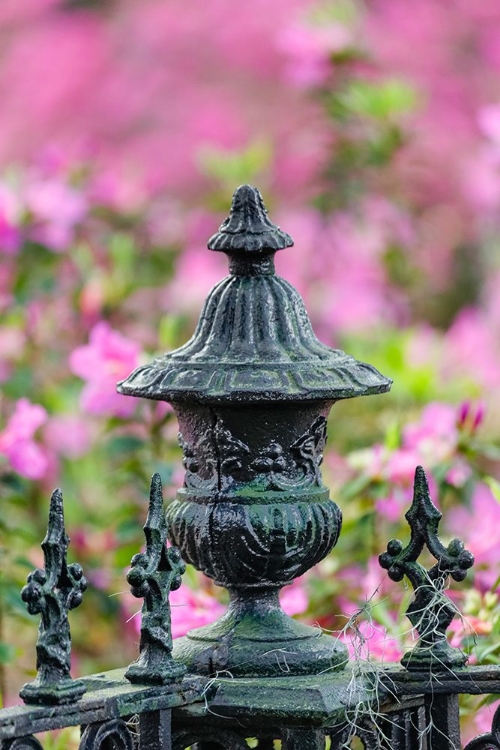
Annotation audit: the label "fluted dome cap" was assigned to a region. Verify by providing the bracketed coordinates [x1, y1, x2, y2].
[117, 186, 392, 404]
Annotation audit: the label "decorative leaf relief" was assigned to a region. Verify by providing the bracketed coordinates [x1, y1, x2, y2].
[178, 416, 327, 493]
[290, 416, 327, 486]
[214, 419, 251, 477]
[178, 430, 218, 491]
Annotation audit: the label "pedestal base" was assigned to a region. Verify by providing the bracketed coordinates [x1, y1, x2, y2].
[20, 676, 86, 705]
[401, 641, 468, 672]
[125, 657, 186, 685]
[173, 590, 348, 677]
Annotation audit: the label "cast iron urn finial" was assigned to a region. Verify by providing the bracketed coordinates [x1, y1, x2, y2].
[118, 185, 392, 677]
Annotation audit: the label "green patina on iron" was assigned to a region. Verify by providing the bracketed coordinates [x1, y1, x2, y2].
[19, 488, 87, 706]
[379, 466, 474, 671]
[118, 185, 392, 678]
[125, 473, 187, 685]
[118, 185, 391, 404]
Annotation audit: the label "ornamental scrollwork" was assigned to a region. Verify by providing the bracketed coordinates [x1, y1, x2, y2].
[379, 465, 474, 671]
[215, 418, 251, 479]
[1, 737, 44, 750]
[178, 430, 218, 492]
[125, 473, 186, 684]
[464, 701, 500, 749]
[172, 729, 250, 750]
[79, 720, 134, 750]
[19, 488, 87, 705]
[290, 416, 327, 486]
[179, 416, 328, 493]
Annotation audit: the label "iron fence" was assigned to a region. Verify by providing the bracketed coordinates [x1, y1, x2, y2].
[1, 186, 498, 750]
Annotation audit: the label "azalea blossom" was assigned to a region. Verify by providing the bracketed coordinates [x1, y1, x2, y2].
[0, 398, 48, 479]
[69, 321, 141, 418]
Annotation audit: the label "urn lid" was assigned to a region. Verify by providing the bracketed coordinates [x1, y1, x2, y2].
[117, 186, 392, 404]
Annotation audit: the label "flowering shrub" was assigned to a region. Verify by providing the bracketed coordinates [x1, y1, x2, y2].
[0, 399, 48, 480]
[69, 322, 141, 418]
[0, 0, 499, 741]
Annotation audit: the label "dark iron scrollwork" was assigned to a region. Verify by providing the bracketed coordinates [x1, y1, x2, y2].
[290, 415, 327, 486]
[172, 729, 250, 750]
[379, 465, 474, 671]
[1, 737, 44, 750]
[179, 416, 327, 494]
[125, 473, 186, 684]
[464, 702, 500, 750]
[178, 429, 218, 493]
[19, 488, 87, 705]
[79, 719, 134, 750]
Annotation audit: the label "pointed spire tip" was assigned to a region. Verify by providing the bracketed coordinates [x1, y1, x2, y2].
[207, 184, 293, 255]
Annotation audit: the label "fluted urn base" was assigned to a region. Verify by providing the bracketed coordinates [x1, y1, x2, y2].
[173, 589, 348, 677]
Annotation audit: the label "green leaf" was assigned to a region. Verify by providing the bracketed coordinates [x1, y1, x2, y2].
[197, 139, 272, 192]
[0, 642, 15, 664]
[485, 477, 500, 503]
[108, 435, 145, 458]
[339, 79, 418, 120]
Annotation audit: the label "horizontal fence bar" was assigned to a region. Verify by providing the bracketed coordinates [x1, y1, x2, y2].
[0, 669, 205, 741]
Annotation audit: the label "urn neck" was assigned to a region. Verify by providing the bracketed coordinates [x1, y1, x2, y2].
[229, 253, 276, 277]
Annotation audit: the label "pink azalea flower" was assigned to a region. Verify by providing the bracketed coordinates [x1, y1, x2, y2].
[402, 402, 458, 465]
[276, 22, 351, 88]
[385, 448, 423, 484]
[376, 488, 410, 523]
[340, 618, 405, 664]
[69, 321, 141, 418]
[462, 145, 500, 213]
[445, 308, 500, 389]
[0, 398, 48, 479]
[448, 615, 491, 650]
[44, 415, 92, 458]
[447, 483, 500, 591]
[477, 104, 500, 143]
[280, 578, 308, 616]
[445, 461, 472, 488]
[169, 586, 225, 639]
[0, 183, 22, 255]
[0, 212, 21, 255]
[162, 242, 228, 316]
[25, 177, 87, 251]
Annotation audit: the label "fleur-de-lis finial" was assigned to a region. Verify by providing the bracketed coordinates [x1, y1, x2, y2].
[20, 489, 87, 704]
[379, 466, 474, 671]
[125, 473, 186, 684]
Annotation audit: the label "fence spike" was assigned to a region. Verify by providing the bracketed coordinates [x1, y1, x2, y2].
[379, 465, 474, 671]
[125, 473, 186, 684]
[20, 488, 87, 704]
